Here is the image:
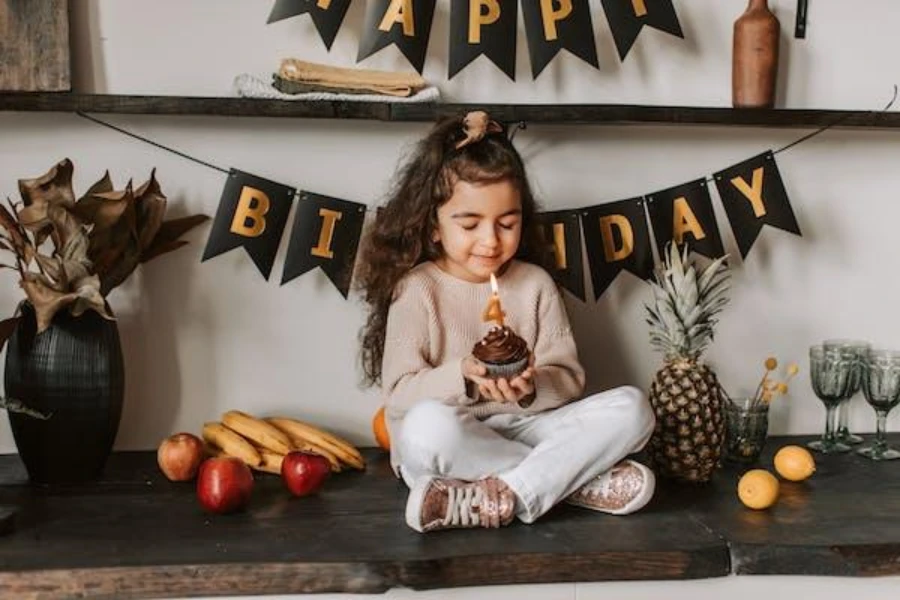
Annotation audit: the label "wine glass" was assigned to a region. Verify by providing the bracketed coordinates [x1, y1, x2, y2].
[824, 339, 871, 445]
[858, 349, 900, 460]
[808, 345, 855, 453]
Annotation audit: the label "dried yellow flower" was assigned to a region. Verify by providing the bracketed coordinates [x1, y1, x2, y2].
[777, 383, 788, 394]
[765, 357, 778, 370]
[787, 363, 800, 377]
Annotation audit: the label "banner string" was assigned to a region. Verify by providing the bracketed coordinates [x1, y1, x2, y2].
[75, 111, 230, 175]
[772, 84, 898, 156]
[75, 85, 898, 204]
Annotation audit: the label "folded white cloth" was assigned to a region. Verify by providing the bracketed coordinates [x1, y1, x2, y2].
[233, 74, 441, 103]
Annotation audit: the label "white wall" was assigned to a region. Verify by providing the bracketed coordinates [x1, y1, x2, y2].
[2, 1, 900, 598]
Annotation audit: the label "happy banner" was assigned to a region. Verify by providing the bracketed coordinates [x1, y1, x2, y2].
[201, 153, 800, 301]
[521, 0, 600, 79]
[449, 0, 518, 81]
[600, 0, 684, 61]
[357, 0, 437, 74]
[267, 0, 352, 50]
[270, 0, 685, 78]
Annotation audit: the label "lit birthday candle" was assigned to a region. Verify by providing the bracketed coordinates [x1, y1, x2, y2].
[482, 273, 506, 327]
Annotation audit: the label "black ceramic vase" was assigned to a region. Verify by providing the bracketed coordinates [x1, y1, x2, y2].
[4, 303, 124, 484]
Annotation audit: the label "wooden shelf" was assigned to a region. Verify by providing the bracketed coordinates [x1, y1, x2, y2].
[1, 92, 899, 128]
[1, 435, 900, 598]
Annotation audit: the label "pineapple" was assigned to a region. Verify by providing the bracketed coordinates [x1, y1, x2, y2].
[645, 243, 730, 483]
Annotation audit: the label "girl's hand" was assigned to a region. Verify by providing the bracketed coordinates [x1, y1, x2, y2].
[462, 356, 488, 381]
[464, 354, 536, 404]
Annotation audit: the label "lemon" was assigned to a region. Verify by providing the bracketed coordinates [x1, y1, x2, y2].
[737, 469, 780, 510]
[773, 445, 816, 481]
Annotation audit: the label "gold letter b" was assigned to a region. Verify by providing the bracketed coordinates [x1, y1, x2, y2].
[230, 187, 270, 237]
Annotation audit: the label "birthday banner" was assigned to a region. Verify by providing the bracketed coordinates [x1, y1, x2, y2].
[268, 0, 685, 77]
[200, 151, 801, 301]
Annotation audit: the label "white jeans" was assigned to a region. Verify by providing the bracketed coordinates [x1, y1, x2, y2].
[396, 386, 655, 523]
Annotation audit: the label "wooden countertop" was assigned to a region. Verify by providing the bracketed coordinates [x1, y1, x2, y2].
[0, 434, 898, 598]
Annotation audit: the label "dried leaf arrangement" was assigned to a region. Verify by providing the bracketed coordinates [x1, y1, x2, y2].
[0, 158, 208, 342]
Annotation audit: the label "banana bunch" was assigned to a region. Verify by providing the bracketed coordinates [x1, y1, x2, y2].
[202, 410, 365, 475]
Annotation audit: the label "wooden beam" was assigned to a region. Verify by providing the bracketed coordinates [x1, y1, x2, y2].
[0, 1, 70, 91]
[1, 93, 900, 129]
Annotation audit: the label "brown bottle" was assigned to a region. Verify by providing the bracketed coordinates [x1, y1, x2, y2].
[732, 0, 780, 108]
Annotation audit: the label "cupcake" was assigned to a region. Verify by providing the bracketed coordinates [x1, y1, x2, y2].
[472, 325, 530, 380]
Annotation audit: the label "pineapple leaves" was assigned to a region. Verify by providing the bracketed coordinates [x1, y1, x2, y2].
[646, 243, 731, 360]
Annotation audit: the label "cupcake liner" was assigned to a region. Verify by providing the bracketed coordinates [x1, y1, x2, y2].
[482, 356, 528, 380]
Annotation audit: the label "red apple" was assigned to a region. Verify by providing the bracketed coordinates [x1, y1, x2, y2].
[196, 457, 254, 514]
[281, 451, 331, 497]
[157, 432, 205, 481]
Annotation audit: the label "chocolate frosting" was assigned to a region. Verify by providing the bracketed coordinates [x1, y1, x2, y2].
[472, 326, 529, 364]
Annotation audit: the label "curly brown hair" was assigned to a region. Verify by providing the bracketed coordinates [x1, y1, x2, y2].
[356, 114, 553, 387]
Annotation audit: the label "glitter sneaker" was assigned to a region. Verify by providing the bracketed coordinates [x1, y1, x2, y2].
[405, 476, 516, 533]
[566, 460, 655, 515]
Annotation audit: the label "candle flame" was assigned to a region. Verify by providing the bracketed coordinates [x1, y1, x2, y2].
[490, 273, 499, 294]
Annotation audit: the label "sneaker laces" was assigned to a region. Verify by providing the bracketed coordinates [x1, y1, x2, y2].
[442, 479, 509, 529]
[443, 484, 485, 528]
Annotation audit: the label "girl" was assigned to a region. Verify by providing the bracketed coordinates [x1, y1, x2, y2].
[357, 111, 655, 533]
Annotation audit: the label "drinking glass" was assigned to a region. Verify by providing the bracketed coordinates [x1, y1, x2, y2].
[725, 397, 769, 464]
[824, 339, 870, 444]
[808, 345, 855, 453]
[858, 349, 900, 460]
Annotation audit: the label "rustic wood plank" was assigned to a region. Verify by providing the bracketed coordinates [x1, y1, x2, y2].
[0, 449, 727, 599]
[0, 505, 14, 535]
[0, 1, 70, 92]
[391, 103, 900, 129]
[1, 435, 899, 598]
[668, 433, 900, 576]
[0, 93, 396, 120]
[1, 94, 900, 128]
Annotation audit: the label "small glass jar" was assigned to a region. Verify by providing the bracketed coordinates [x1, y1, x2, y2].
[725, 397, 770, 464]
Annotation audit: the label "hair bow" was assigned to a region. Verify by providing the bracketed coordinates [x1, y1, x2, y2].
[455, 111, 504, 150]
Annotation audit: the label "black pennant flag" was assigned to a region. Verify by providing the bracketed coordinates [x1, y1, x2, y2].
[267, 0, 352, 50]
[713, 151, 802, 259]
[357, 0, 437, 74]
[582, 197, 654, 299]
[202, 170, 295, 281]
[281, 191, 366, 297]
[535, 210, 586, 301]
[521, 0, 599, 78]
[449, 0, 517, 80]
[647, 178, 725, 260]
[601, 0, 684, 61]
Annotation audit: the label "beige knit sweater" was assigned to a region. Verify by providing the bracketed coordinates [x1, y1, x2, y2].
[381, 260, 587, 453]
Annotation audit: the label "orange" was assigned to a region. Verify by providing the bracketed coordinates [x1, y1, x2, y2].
[737, 469, 780, 510]
[373, 405, 390, 451]
[773, 445, 816, 482]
